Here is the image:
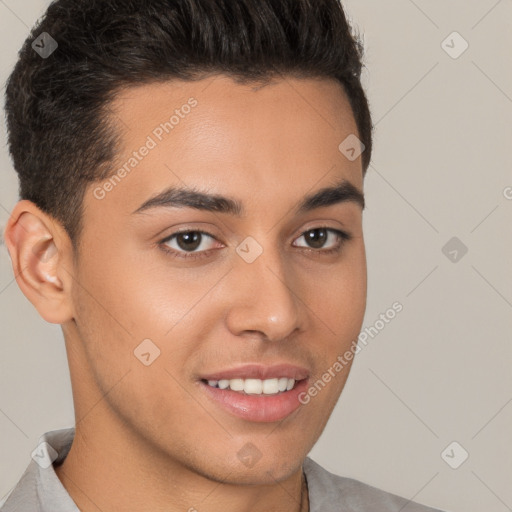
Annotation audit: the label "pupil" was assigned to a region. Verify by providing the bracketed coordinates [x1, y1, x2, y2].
[307, 228, 327, 249]
[177, 232, 201, 251]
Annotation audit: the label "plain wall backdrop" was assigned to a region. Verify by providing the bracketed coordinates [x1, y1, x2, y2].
[1, 1, 511, 511]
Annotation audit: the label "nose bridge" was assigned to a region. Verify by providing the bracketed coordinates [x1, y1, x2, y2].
[225, 236, 303, 341]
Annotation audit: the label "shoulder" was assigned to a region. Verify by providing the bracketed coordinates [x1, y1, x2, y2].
[0, 428, 77, 512]
[303, 457, 450, 512]
[0, 466, 40, 512]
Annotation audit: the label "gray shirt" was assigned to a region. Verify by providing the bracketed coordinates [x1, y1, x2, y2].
[0, 428, 448, 512]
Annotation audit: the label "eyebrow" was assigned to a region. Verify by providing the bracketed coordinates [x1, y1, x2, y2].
[132, 177, 364, 216]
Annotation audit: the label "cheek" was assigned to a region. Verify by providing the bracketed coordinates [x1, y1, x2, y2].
[298, 256, 365, 429]
[71, 263, 203, 430]
[70, 250, 167, 387]
[71, 248, 223, 397]
[71, 266, 133, 374]
[74, 246, 181, 341]
[309, 244, 367, 333]
[300, 244, 366, 395]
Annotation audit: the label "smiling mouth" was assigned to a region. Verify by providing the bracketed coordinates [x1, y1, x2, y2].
[201, 377, 302, 395]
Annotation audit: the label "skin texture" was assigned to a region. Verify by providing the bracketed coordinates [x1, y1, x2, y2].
[4, 75, 367, 512]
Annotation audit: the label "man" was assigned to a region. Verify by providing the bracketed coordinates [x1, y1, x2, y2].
[1, 0, 448, 511]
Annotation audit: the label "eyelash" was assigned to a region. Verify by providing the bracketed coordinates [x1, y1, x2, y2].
[158, 227, 352, 261]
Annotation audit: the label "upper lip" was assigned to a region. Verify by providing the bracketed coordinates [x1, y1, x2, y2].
[199, 364, 310, 381]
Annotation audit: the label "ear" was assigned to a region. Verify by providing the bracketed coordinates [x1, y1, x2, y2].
[3, 200, 75, 324]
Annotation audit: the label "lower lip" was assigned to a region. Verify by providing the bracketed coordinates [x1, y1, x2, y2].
[199, 379, 309, 423]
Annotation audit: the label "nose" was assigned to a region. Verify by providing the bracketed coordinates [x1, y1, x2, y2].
[224, 241, 304, 342]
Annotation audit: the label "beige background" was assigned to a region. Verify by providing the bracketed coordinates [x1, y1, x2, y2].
[1, 1, 511, 511]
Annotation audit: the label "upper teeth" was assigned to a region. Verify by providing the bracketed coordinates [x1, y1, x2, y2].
[207, 378, 296, 395]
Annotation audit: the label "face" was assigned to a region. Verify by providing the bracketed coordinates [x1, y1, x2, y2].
[65, 75, 367, 484]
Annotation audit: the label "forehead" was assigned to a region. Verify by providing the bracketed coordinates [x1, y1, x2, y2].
[87, 75, 363, 222]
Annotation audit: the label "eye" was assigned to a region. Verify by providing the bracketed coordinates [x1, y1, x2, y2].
[160, 230, 221, 259]
[292, 227, 351, 253]
[159, 227, 351, 261]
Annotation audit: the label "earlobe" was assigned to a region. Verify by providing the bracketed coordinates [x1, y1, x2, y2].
[3, 200, 74, 324]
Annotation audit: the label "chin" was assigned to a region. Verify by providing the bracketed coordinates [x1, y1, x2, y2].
[190, 448, 305, 486]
